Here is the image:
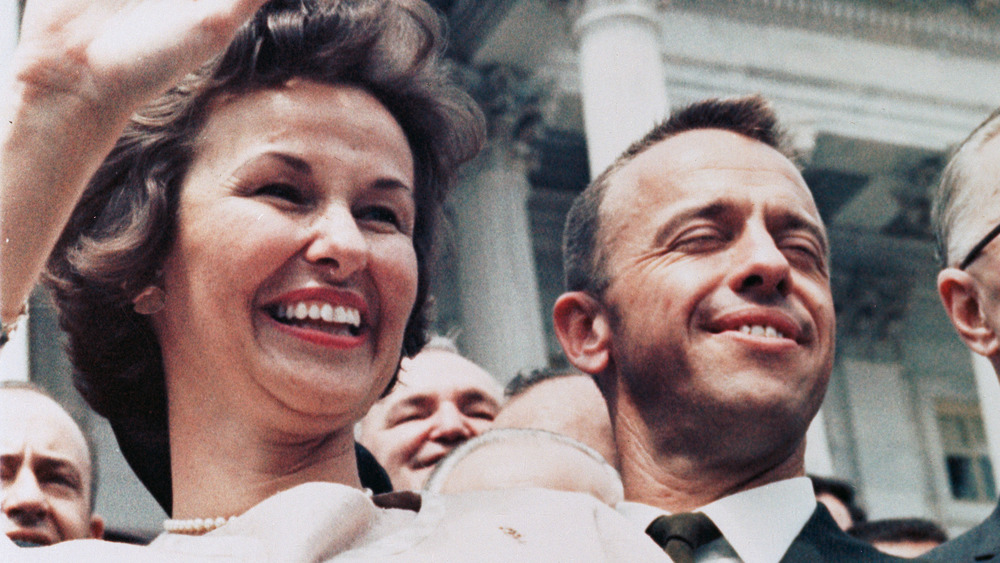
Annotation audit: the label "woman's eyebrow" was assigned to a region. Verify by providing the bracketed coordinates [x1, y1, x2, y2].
[262, 152, 312, 175]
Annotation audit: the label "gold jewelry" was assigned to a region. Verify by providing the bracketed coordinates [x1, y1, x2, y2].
[133, 286, 166, 315]
[0, 304, 27, 347]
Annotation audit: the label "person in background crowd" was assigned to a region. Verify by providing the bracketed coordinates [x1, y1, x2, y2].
[925, 104, 1000, 563]
[810, 475, 867, 531]
[494, 367, 617, 467]
[553, 95, 904, 561]
[848, 518, 947, 558]
[358, 335, 502, 490]
[1, 382, 104, 546]
[424, 428, 624, 506]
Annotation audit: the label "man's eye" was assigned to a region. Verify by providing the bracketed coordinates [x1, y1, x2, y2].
[254, 183, 305, 204]
[39, 472, 80, 493]
[390, 411, 427, 426]
[674, 228, 727, 250]
[467, 409, 497, 421]
[782, 240, 826, 270]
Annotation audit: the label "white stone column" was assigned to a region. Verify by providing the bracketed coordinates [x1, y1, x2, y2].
[0, 0, 17, 81]
[574, 0, 668, 177]
[970, 352, 1000, 491]
[805, 408, 835, 476]
[452, 144, 548, 385]
[841, 358, 930, 518]
[0, 307, 29, 382]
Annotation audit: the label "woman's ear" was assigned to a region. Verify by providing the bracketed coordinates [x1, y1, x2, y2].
[553, 291, 612, 375]
[938, 267, 1000, 358]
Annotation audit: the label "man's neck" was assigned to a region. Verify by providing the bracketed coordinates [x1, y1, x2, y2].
[612, 395, 807, 513]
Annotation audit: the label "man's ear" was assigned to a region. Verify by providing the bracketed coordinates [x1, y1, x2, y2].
[90, 514, 105, 539]
[938, 267, 1000, 357]
[553, 291, 612, 375]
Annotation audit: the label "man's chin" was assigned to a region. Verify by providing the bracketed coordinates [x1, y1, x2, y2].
[6, 530, 56, 547]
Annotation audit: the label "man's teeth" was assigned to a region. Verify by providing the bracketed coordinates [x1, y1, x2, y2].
[738, 325, 785, 339]
[276, 302, 361, 327]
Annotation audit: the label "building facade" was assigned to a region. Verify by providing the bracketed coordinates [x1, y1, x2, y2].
[4, 0, 1000, 536]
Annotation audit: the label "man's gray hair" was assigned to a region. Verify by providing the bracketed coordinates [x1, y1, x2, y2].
[932, 106, 1000, 267]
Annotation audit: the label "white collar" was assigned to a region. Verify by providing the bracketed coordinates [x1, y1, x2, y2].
[617, 477, 816, 563]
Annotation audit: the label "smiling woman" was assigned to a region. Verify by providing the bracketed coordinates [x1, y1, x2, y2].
[0, 0, 485, 557]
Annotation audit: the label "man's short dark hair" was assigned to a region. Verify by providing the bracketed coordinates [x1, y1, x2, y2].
[562, 95, 793, 295]
[848, 518, 948, 546]
[810, 474, 867, 525]
[504, 367, 583, 399]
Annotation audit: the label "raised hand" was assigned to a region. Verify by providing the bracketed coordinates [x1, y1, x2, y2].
[0, 0, 269, 325]
[15, 0, 269, 114]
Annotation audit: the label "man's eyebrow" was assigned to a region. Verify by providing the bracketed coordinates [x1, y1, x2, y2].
[33, 457, 84, 488]
[387, 394, 435, 415]
[458, 390, 501, 411]
[772, 213, 829, 255]
[652, 201, 736, 248]
[0, 452, 23, 467]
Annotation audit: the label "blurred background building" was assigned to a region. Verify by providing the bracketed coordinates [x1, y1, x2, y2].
[4, 0, 1000, 538]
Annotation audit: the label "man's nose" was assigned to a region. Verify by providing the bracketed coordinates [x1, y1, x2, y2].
[428, 403, 475, 445]
[729, 226, 792, 297]
[2, 470, 49, 526]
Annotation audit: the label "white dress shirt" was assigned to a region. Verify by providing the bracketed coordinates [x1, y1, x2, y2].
[618, 477, 817, 563]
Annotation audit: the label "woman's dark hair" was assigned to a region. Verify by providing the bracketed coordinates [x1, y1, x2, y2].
[44, 0, 484, 513]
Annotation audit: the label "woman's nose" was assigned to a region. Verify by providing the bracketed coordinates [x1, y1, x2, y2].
[304, 204, 368, 277]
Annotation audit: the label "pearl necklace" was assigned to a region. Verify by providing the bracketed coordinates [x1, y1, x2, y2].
[162, 489, 373, 535]
[163, 515, 235, 535]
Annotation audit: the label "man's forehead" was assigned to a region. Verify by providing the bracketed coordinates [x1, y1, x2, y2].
[602, 130, 817, 230]
[397, 352, 500, 396]
[0, 391, 90, 465]
[965, 136, 1000, 221]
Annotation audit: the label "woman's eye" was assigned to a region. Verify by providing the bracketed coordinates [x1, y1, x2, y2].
[254, 183, 305, 204]
[358, 206, 402, 229]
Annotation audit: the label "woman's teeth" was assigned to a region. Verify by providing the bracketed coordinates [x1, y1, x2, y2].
[275, 302, 361, 327]
[738, 324, 785, 339]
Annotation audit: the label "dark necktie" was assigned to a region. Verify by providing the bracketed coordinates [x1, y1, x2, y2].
[645, 512, 722, 563]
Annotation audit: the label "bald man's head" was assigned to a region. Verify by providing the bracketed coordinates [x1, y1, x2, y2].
[1, 384, 103, 545]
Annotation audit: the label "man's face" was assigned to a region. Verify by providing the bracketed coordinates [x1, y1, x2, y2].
[951, 135, 1000, 330]
[494, 375, 617, 467]
[597, 129, 835, 455]
[359, 350, 502, 490]
[1, 390, 100, 545]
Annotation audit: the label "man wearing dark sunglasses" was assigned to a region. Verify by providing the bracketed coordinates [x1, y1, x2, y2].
[926, 106, 1000, 562]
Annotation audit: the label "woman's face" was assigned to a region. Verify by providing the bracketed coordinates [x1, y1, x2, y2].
[154, 80, 417, 429]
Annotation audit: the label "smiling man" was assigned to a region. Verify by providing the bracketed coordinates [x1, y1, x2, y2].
[358, 336, 502, 490]
[1, 382, 103, 547]
[923, 106, 1000, 563]
[553, 96, 900, 562]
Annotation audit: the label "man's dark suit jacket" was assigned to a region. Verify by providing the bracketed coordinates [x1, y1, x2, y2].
[780, 505, 906, 562]
[922, 500, 1000, 562]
